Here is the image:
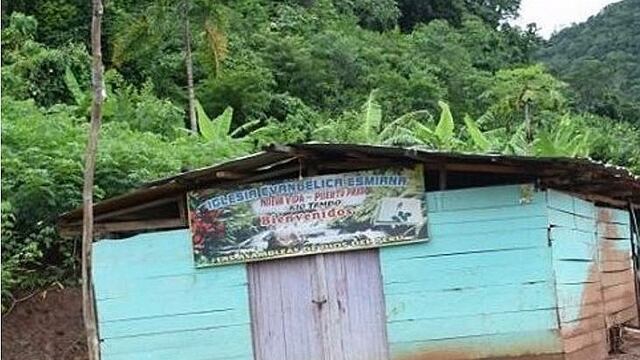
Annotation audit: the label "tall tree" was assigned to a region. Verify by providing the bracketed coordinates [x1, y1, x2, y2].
[111, 0, 227, 132]
[184, 0, 197, 133]
[82, 0, 104, 358]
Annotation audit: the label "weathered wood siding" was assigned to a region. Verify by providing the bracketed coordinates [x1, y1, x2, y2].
[248, 250, 389, 360]
[596, 207, 638, 329]
[92, 229, 254, 360]
[547, 190, 607, 360]
[380, 185, 562, 360]
[548, 191, 638, 360]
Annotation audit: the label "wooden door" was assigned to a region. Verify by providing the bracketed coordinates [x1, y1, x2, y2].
[248, 250, 389, 360]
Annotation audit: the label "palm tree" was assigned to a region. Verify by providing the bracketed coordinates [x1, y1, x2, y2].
[112, 0, 228, 133]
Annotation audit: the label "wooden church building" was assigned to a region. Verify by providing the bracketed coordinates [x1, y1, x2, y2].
[59, 143, 640, 360]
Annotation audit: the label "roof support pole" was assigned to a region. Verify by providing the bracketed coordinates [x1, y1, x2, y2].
[439, 166, 448, 191]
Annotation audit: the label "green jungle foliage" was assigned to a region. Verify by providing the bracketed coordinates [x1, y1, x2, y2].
[538, 0, 640, 123]
[2, 0, 639, 310]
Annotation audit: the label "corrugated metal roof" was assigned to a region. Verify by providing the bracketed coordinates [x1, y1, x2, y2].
[58, 143, 640, 230]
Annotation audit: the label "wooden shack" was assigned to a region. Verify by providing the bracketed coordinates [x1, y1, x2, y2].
[59, 144, 640, 360]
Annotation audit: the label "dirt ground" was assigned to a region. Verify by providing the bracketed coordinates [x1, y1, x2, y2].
[1, 287, 640, 360]
[612, 333, 640, 360]
[1, 287, 88, 360]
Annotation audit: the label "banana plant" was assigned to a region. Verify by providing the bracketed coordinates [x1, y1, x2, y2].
[194, 99, 272, 150]
[464, 113, 593, 157]
[63, 67, 92, 115]
[381, 101, 462, 150]
[532, 116, 593, 157]
[357, 89, 383, 143]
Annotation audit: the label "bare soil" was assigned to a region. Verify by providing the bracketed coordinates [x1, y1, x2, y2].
[1, 286, 639, 360]
[1, 287, 88, 360]
[611, 333, 640, 360]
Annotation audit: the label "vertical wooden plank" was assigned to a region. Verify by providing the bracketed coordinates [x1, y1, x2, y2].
[248, 250, 389, 360]
[248, 256, 324, 360]
[324, 250, 390, 360]
[248, 263, 286, 360]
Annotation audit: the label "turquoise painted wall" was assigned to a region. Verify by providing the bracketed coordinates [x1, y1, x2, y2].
[92, 229, 254, 360]
[380, 185, 563, 359]
[547, 190, 599, 328]
[91, 184, 633, 359]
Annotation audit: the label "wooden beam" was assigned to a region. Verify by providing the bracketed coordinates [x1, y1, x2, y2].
[214, 171, 246, 180]
[93, 196, 180, 222]
[266, 144, 316, 159]
[563, 191, 629, 208]
[317, 160, 408, 171]
[235, 165, 302, 185]
[443, 163, 535, 175]
[60, 218, 185, 237]
[95, 218, 185, 233]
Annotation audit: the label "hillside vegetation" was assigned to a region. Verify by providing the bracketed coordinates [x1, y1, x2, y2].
[538, 0, 640, 122]
[2, 0, 639, 310]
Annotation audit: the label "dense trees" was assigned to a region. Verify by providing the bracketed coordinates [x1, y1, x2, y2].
[2, 0, 639, 310]
[538, 0, 640, 123]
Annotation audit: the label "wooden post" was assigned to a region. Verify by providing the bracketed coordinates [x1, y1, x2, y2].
[524, 99, 532, 142]
[439, 166, 447, 190]
[82, 0, 104, 358]
[630, 203, 640, 322]
[184, 0, 197, 133]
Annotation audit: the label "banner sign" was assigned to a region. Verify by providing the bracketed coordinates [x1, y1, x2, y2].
[188, 166, 427, 267]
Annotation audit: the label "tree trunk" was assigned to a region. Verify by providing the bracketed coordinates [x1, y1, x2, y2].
[524, 100, 532, 142]
[184, 0, 197, 134]
[82, 0, 104, 359]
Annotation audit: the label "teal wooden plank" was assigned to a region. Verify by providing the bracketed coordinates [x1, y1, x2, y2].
[430, 216, 548, 238]
[101, 324, 253, 356]
[426, 184, 544, 213]
[555, 283, 601, 309]
[386, 282, 555, 322]
[550, 227, 596, 244]
[95, 270, 247, 300]
[100, 308, 250, 339]
[94, 230, 191, 260]
[551, 239, 597, 261]
[106, 350, 248, 360]
[558, 303, 604, 324]
[428, 202, 546, 225]
[383, 260, 553, 294]
[547, 190, 577, 214]
[553, 259, 597, 284]
[548, 208, 596, 232]
[547, 189, 596, 219]
[382, 247, 552, 282]
[386, 308, 559, 343]
[93, 230, 196, 279]
[96, 279, 248, 322]
[93, 229, 253, 360]
[574, 196, 597, 219]
[389, 329, 562, 359]
[382, 228, 547, 262]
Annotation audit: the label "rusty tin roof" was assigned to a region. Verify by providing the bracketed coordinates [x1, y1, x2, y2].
[58, 143, 640, 235]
